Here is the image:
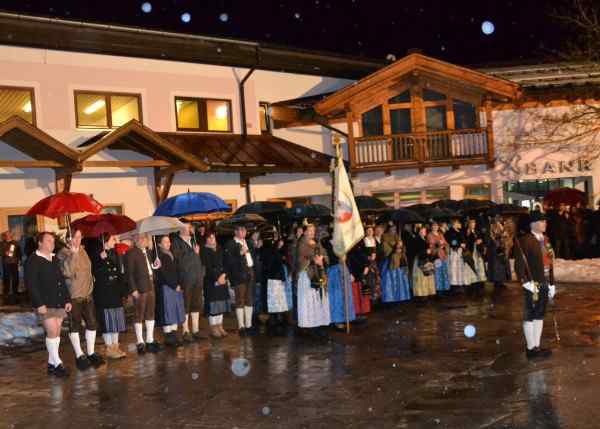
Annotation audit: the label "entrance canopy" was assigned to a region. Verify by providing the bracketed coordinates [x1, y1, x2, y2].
[0, 115, 80, 168]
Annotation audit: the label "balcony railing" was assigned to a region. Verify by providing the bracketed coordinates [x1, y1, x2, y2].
[354, 128, 490, 169]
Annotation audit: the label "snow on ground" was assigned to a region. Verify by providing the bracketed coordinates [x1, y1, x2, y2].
[0, 312, 44, 346]
[554, 258, 600, 283]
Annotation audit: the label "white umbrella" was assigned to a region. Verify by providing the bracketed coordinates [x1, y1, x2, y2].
[135, 216, 187, 236]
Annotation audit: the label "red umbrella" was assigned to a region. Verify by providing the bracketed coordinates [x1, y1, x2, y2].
[71, 214, 136, 238]
[27, 192, 103, 218]
[543, 188, 587, 207]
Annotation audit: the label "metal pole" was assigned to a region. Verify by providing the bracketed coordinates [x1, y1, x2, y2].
[341, 255, 350, 334]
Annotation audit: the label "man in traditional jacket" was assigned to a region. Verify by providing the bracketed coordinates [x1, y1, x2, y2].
[223, 225, 255, 336]
[171, 221, 205, 342]
[127, 234, 162, 354]
[514, 211, 556, 360]
[58, 229, 105, 370]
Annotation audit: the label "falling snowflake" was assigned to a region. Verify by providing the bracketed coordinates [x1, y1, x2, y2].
[141, 2, 152, 13]
[181, 12, 191, 23]
[219, 13, 229, 22]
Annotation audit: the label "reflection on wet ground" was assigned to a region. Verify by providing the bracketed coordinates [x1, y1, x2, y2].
[2, 283, 600, 428]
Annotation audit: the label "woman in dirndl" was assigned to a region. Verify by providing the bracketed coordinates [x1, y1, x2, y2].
[264, 235, 292, 334]
[92, 233, 128, 359]
[154, 235, 185, 347]
[323, 234, 355, 331]
[465, 219, 487, 291]
[296, 222, 331, 329]
[445, 219, 468, 290]
[412, 226, 436, 300]
[348, 243, 372, 321]
[380, 240, 411, 303]
[202, 232, 231, 338]
[428, 221, 450, 294]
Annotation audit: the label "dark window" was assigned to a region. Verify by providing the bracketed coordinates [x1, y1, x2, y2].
[426, 106, 447, 131]
[362, 106, 384, 136]
[175, 97, 232, 132]
[454, 99, 477, 129]
[390, 109, 411, 134]
[423, 89, 446, 102]
[388, 90, 411, 104]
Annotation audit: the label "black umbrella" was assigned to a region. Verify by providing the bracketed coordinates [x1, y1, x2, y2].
[428, 207, 458, 221]
[286, 204, 331, 221]
[406, 203, 433, 217]
[431, 199, 462, 212]
[389, 208, 426, 224]
[235, 201, 287, 216]
[461, 199, 496, 213]
[355, 196, 392, 213]
[216, 213, 267, 235]
[488, 204, 528, 217]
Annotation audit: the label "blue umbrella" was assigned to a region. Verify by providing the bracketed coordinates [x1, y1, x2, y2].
[154, 192, 230, 217]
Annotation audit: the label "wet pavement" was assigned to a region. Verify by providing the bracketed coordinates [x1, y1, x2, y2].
[1, 283, 600, 429]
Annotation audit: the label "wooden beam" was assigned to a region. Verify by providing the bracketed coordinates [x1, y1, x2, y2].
[484, 96, 495, 168]
[54, 168, 73, 193]
[83, 160, 171, 168]
[153, 167, 174, 207]
[346, 109, 357, 169]
[0, 160, 64, 168]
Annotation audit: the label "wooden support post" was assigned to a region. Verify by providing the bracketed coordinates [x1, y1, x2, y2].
[345, 108, 356, 169]
[240, 174, 252, 204]
[54, 167, 78, 194]
[410, 78, 426, 173]
[153, 167, 174, 207]
[484, 96, 495, 170]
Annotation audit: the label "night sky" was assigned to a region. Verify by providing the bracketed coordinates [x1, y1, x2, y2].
[0, 1, 571, 66]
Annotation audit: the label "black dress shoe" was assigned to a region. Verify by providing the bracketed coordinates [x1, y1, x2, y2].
[238, 328, 246, 337]
[136, 343, 146, 355]
[49, 364, 70, 378]
[87, 353, 106, 368]
[526, 348, 539, 360]
[76, 355, 92, 370]
[182, 332, 193, 344]
[244, 327, 257, 336]
[535, 347, 552, 358]
[192, 332, 207, 341]
[164, 333, 176, 347]
[146, 341, 162, 353]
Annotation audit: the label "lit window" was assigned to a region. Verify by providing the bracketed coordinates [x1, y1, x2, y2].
[0, 87, 35, 124]
[464, 184, 491, 200]
[425, 188, 450, 202]
[175, 97, 232, 132]
[259, 102, 271, 133]
[75, 92, 141, 128]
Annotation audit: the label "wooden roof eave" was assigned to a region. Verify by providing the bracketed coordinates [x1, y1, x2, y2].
[315, 53, 521, 115]
[78, 119, 210, 172]
[0, 115, 80, 166]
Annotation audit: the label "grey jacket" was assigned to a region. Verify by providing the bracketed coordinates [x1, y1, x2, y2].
[171, 235, 204, 289]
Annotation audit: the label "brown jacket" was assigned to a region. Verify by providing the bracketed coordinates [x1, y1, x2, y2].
[58, 246, 94, 299]
[126, 246, 155, 294]
[514, 233, 555, 285]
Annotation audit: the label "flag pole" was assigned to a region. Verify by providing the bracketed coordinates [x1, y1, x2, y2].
[333, 135, 351, 334]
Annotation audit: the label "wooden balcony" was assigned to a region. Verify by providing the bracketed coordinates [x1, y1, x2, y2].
[352, 128, 493, 172]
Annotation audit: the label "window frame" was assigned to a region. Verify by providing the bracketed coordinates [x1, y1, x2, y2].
[259, 101, 271, 134]
[174, 96, 233, 133]
[0, 85, 37, 125]
[74, 90, 143, 129]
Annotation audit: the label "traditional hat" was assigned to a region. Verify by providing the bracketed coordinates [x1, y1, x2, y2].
[529, 210, 547, 223]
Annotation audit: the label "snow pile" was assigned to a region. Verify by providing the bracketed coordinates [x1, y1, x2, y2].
[0, 312, 44, 346]
[554, 258, 600, 283]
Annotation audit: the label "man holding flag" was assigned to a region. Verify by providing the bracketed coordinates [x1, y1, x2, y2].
[331, 137, 365, 333]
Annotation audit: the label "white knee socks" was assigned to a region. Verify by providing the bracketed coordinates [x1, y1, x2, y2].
[209, 316, 219, 326]
[46, 337, 62, 366]
[134, 323, 144, 344]
[183, 314, 190, 333]
[113, 332, 119, 345]
[103, 333, 113, 345]
[69, 332, 84, 358]
[145, 320, 155, 343]
[523, 321, 535, 350]
[533, 319, 544, 348]
[236, 308, 245, 329]
[163, 325, 172, 333]
[217, 314, 223, 325]
[191, 312, 200, 333]
[244, 306, 253, 329]
[85, 330, 96, 355]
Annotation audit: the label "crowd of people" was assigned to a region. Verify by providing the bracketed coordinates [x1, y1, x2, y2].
[22, 210, 534, 378]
